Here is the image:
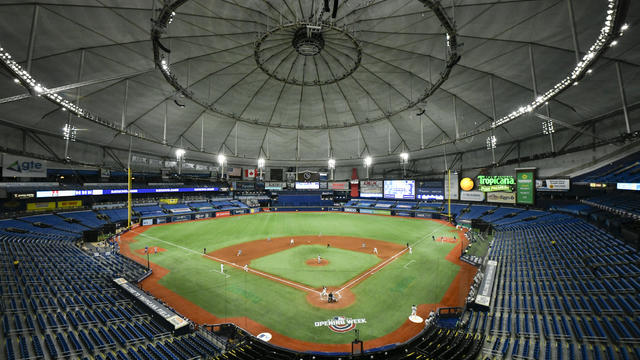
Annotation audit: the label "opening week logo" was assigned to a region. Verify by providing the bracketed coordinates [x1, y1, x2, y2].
[314, 316, 367, 333]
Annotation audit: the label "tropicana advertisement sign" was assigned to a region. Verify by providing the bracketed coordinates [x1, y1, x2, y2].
[476, 175, 515, 192]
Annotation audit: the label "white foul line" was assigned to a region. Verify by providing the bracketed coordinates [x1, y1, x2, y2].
[403, 260, 416, 269]
[132, 231, 320, 294]
[337, 229, 439, 294]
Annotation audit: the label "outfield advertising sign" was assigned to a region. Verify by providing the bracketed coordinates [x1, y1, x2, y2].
[536, 179, 570, 191]
[486, 191, 516, 204]
[216, 211, 231, 217]
[443, 172, 459, 200]
[372, 209, 391, 215]
[476, 175, 515, 192]
[460, 190, 485, 202]
[516, 169, 535, 204]
[2, 154, 47, 178]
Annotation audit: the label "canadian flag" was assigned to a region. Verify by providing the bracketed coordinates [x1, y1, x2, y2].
[245, 168, 256, 178]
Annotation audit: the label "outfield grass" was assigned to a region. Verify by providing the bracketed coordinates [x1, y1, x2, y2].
[130, 212, 460, 344]
[250, 245, 381, 288]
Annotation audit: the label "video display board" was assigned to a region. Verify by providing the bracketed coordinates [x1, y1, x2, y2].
[360, 180, 383, 198]
[416, 181, 444, 200]
[383, 180, 416, 199]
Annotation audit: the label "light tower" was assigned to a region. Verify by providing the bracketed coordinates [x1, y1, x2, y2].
[257, 157, 265, 180]
[328, 158, 336, 181]
[400, 152, 409, 178]
[175, 148, 186, 175]
[217, 153, 226, 180]
[363, 156, 372, 179]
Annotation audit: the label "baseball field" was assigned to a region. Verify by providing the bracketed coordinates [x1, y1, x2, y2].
[120, 212, 475, 352]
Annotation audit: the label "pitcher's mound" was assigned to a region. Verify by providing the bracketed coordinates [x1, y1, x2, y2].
[306, 258, 329, 266]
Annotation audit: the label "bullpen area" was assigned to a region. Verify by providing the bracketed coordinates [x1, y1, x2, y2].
[120, 212, 476, 352]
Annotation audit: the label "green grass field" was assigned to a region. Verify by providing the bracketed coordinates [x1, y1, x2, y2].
[250, 245, 380, 288]
[129, 212, 461, 344]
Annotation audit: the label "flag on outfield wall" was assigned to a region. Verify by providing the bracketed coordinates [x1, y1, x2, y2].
[244, 168, 256, 179]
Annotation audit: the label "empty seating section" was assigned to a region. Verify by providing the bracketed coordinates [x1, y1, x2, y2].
[99, 208, 131, 223]
[133, 205, 165, 217]
[457, 205, 496, 221]
[463, 211, 640, 359]
[0, 219, 78, 242]
[583, 192, 640, 219]
[0, 232, 223, 359]
[19, 214, 90, 233]
[59, 210, 107, 228]
[574, 152, 640, 184]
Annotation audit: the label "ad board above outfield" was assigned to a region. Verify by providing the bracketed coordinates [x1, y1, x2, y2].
[360, 180, 383, 198]
[486, 191, 516, 204]
[536, 179, 570, 191]
[2, 154, 47, 178]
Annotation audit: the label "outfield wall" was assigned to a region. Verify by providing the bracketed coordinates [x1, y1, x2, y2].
[135, 205, 448, 227]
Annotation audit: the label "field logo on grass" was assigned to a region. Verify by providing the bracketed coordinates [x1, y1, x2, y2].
[314, 316, 366, 333]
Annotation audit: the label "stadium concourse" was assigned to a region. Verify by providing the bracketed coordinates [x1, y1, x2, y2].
[1, 0, 640, 359]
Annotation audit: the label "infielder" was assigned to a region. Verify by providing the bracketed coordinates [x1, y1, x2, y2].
[373, 247, 379, 255]
[243, 264, 248, 272]
[236, 249, 242, 257]
[220, 263, 224, 273]
[290, 238, 294, 246]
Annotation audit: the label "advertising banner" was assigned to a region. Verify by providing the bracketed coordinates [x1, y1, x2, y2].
[330, 181, 349, 190]
[26, 202, 56, 211]
[372, 210, 391, 215]
[486, 191, 516, 204]
[395, 211, 412, 217]
[159, 198, 178, 205]
[536, 179, 570, 191]
[617, 183, 640, 191]
[359, 209, 374, 214]
[476, 175, 515, 192]
[172, 215, 191, 222]
[344, 208, 357, 213]
[216, 211, 231, 217]
[516, 169, 535, 205]
[295, 182, 320, 190]
[265, 182, 286, 190]
[2, 154, 47, 178]
[460, 190, 485, 202]
[57, 200, 82, 209]
[142, 219, 154, 226]
[443, 172, 459, 200]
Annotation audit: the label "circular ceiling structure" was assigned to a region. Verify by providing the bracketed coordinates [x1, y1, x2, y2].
[152, 0, 459, 130]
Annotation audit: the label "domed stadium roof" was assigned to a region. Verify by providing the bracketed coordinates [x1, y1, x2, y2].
[0, 0, 637, 169]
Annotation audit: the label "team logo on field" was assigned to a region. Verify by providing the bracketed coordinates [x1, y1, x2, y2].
[314, 316, 367, 333]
